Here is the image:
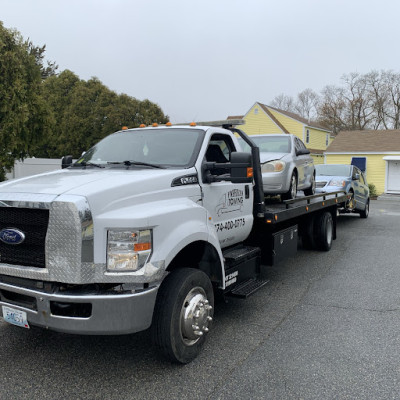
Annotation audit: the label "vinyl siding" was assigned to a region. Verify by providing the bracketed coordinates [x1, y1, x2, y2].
[241, 104, 283, 136]
[325, 153, 389, 195]
[306, 127, 331, 150]
[312, 154, 325, 165]
[268, 109, 304, 138]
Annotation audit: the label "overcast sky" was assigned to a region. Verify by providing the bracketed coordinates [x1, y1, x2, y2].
[1, 0, 399, 123]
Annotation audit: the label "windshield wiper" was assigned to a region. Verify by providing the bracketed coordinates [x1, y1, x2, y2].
[107, 160, 165, 169]
[73, 161, 105, 168]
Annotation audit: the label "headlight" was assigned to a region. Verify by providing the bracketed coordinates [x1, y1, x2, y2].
[107, 229, 152, 272]
[261, 160, 286, 173]
[328, 179, 346, 187]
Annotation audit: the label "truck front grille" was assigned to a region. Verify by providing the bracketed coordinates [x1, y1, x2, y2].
[0, 208, 49, 268]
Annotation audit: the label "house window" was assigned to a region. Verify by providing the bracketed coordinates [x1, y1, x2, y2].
[326, 134, 329, 146]
[351, 157, 367, 173]
[306, 129, 310, 144]
[254, 108, 259, 115]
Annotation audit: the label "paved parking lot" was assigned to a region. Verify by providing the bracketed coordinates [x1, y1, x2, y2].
[1, 199, 400, 399]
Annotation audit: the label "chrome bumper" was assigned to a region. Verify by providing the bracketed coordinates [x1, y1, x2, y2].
[0, 281, 158, 335]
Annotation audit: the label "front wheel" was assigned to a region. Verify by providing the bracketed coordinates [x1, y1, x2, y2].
[282, 172, 297, 200]
[152, 268, 214, 364]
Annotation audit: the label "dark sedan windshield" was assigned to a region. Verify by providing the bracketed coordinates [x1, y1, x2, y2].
[238, 136, 291, 153]
[316, 164, 352, 176]
[76, 128, 204, 168]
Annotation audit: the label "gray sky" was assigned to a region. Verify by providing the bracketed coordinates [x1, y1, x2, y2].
[1, 0, 398, 123]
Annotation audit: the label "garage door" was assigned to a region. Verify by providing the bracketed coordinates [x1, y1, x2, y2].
[387, 161, 400, 192]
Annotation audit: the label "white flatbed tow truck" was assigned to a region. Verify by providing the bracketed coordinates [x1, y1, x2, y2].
[0, 120, 347, 363]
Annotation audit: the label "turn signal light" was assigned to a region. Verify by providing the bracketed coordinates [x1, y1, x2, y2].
[247, 167, 253, 178]
[134, 242, 151, 252]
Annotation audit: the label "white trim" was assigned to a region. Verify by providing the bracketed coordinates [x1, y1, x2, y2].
[384, 158, 400, 193]
[385, 160, 389, 192]
[383, 156, 400, 161]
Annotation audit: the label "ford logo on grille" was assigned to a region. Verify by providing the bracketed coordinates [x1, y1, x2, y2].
[0, 228, 26, 245]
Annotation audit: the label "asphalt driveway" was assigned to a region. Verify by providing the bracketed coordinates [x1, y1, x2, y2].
[1, 199, 400, 399]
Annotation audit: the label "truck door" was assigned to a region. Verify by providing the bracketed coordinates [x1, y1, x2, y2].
[200, 134, 254, 248]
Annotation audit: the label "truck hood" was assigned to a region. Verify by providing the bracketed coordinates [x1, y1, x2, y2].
[0, 168, 200, 213]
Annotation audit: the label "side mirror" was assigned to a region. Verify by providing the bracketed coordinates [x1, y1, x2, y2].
[230, 152, 253, 184]
[296, 148, 310, 156]
[353, 173, 360, 180]
[61, 155, 73, 169]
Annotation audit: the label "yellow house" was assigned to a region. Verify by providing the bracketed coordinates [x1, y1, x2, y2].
[324, 130, 400, 195]
[229, 102, 333, 165]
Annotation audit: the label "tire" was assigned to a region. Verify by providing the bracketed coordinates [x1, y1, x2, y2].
[313, 212, 333, 251]
[282, 172, 297, 200]
[303, 173, 316, 196]
[359, 198, 370, 218]
[301, 216, 315, 250]
[151, 268, 214, 364]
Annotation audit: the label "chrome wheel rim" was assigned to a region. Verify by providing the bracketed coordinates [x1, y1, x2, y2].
[180, 287, 213, 345]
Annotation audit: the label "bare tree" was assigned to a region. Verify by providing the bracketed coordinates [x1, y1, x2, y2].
[271, 69, 400, 133]
[364, 70, 389, 129]
[270, 93, 296, 113]
[382, 71, 400, 129]
[318, 85, 347, 134]
[341, 72, 375, 130]
[295, 88, 320, 122]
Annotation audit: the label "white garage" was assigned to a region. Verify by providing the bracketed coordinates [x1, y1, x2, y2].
[384, 156, 400, 194]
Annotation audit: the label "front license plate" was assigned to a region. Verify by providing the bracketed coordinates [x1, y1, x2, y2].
[2, 306, 30, 329]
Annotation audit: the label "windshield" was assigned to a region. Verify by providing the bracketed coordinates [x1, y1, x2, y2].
[316, 164, 351, 176]
[238, 136, 291, 153]
[76, 128, 204, 168]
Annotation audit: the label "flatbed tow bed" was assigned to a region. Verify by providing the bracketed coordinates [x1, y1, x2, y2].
[263, 191, 348, 223]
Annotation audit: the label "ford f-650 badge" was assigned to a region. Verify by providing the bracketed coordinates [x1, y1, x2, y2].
[0, 228, 26, 245]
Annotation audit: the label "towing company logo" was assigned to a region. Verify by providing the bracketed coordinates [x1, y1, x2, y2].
[0, 228, 26, 245]
[216, 189, 244, 216]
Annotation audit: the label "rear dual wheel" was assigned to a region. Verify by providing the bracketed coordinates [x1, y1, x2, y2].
[302, 211, 333, 251]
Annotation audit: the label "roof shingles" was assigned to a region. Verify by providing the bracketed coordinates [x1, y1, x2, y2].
[326, 130, 400, 152]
